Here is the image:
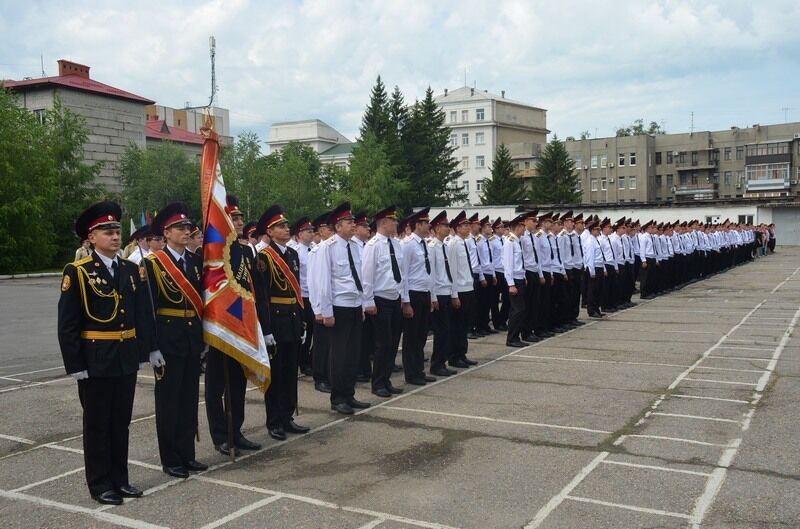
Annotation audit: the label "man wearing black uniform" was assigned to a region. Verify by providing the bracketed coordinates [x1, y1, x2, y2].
[203, 195, 265, 456]
[140, 202, 208, 478]
[58, 201, 148, 505]
[255, 205, 310, 441]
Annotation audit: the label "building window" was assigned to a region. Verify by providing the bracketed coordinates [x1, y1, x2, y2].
[618, 177, 625, 190]
[746, 162, 790, 181]
[600, 154, 607, 168]
[666, 151, 674, 164]
[618, 153, 625, 166]
[600, 178, 607, 191]
[591, 155, 598, 169]
[690, 171, 699, 185]
[691, 151, 699, 165]
[711, 172, 719, 183]
[462, 133, 469, 145]
[574, 155, 582, 169]
[724, 147, 731, 160]
[476, 108, 485, 121]
[655, 174, 662, 187]
[462, 180, 470, 192]
[450, 111, 456, 123]
[736, 170, 744, 185]
[655, 152, 662, 165]
[462, 110, 469, 122]
[33, 109, 46, 125]
[475, 132, 485, 145]
[710, 149, 720, 162]
[524, 161, 530, 169]
[724, 171, 732, 185]
[666, 174, 674, 188]
[629, 176, 637, 189]
[450, 134, 457, 147]
[746, 142, 790, 156]
[476, 179, 484, 191]
[476, 155, 485, 168]
[629, 152, 636, 166]
[590, 179, 598, 191]
[461, 156, 469, 169]
[736, 146, 744, 160]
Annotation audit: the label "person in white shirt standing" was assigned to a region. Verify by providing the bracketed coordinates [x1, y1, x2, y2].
[308, 212, 334, 393]
[428, 211, 458, 376]
[447, 211, 479, 368]
[503, 214, 529, 347]
[583, 220, 606, 319]
[291, 217, 315, 377]
[352, 212, 373, 384]
[489, 218, 509, 331]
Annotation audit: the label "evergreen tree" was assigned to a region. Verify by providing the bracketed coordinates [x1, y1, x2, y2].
[531, 136, 581, 204]
[339, 131, 408, 213]
[480, 144, 526, 205]
[262, 141, 328, 219]
[219, 131, 268, 220]
[359, 76, 392, 143]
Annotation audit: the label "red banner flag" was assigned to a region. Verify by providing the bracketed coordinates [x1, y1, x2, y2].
[200, 122, 270, 392]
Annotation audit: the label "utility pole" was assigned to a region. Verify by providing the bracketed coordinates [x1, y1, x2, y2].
[690, 112, 694, 135]
[780, 106, 790, 122]
[208, 36, 217, 108]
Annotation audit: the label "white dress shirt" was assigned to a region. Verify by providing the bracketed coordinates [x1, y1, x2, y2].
[502, 234, 525, 283]
[489, 235, 504, 274]
[521, 230, 544, 278]
[314, 234, 364, 318]
[361, 233, 402, 309]
[583, 236, 605, 276]
[465, 234, 484, 281]
[430, 238, 453, 298]
[447, 235, 475, 298]
[400, 233, 433, 301]
[296, 242, 311, 298]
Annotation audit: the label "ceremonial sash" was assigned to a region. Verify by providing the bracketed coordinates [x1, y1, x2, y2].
[150, 250, 203, 317]
[261, 246, 304, 309]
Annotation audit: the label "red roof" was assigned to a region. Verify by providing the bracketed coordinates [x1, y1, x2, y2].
[145, 120, 204, 145]
[3, 74, 154, 105]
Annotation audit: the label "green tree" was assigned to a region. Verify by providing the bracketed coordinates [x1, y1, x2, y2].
[616, 119, 665, 137]
[531, 136, 581, 204]
[219, 131, 268, 220]
[338, 131, 408, 213]
[480, 144, 526, 205]
[120, 141, 201, 222]
[262, 141, 327, 219]
[360, 76, 392, 144]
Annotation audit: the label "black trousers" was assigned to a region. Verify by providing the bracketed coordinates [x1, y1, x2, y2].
[506, 279, 527, 342]
[360, 313, 374, 378]
[156, 352, 200, 467]
[601, 265, 617, 311]
[205, 347, 247, 446]
[78, 373, 136, 496]
[264, 340, 299, 429]
[493, 273, 510, 328]
[298, 297, 314, 372]
[614, 264, 628, 306]
[329, 306, 362, 405]
[476, 275, 494, 331]
[451, 290, 475, 362]
[402, 290, 431, 381]
[553, 272, 570, 325]
[640, 258, 657, 298]
[524, 271, 542, 335]
[567, 268, 582, 320]
[371, 296, 402, 391]
[536, 272, 553, 332]
[431, 294, 453, 371]
[312, 321, 330, 384]
[585, 269, 603, 315]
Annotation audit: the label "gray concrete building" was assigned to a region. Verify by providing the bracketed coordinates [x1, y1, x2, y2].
[566, 122, 800, 205]
[4, 60, 155, 193]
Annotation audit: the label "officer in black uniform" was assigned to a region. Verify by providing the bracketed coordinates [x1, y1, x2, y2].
[255, 205, 310, 441]
[140, 202, 208, 478]
[58, 201, 148, 505]
[204, 195, 265, 456]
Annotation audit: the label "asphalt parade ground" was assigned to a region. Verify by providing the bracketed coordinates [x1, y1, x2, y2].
[1, 249, 799, 529]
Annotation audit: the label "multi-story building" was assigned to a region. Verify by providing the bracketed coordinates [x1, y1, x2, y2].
[435, 87, 549, 205]
[267, 119, 354, 168]
[145, 103, 232, 145]
[566, 122, 800, 205]
[4, 59, 155, 192]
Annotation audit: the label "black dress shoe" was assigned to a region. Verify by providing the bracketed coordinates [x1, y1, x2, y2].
[467, 332, 479, 340]
[184, 460, 208, 472]
[449, 359, 470, 368]
[300, 366, 313, 376]
[475, 329, 490, 337]
[92, 490, 123, 505]
[235, 436, 262, 450]
[495, 324, 508, 331]
[424, 375, 436, 382]
[284, 419, 310, 434]
[387, 385, 403, 394]
[314, 381, 332, 393]
[268, 426, 287, 441]
[522, 333, 540, 342]
[372, 387, 391, 398]
[588, 312, 604, 319]
[215, 442, 232, 456]
[405, 378, 427, 386]
[604, 307, 618, 313]
[348, 398, 371, 409]
[483, 328, 499, 334]
[356, 374, 370, 383]
[430, 367, 453, 377]
[506, 340, 527, 347]
[392, 364, 403, 373]
[331, 402, 354, 415]
[116, 484, 143, 498]
[461, 357, 478, 366]
[536, 331, 554, 338]
[163, 466, 189, 479]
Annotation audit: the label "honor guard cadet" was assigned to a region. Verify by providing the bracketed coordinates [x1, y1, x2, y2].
[139, 202, 209, 479]
[596, 218, 618, 313]
[465, 213, 486, 338]
[447, 211, 479, 368]
[204, 195, 265, 457]
[255, 205, 310, 441]
[583, 220, 606, 318]
[475, 215, 498, 336]
[428, 211, 457, 377]
[608, 218, 627, 309]
[557, 211, 584, 327]
[352, 211, 374, 383]
[315, 202, 371, 415]
[637, 221, 658, 299]
[308, 211, 334, 393]
[548, 213, 570, 332]
[489, 217, 509, 331]
[360, 206, 405, 397]
[58, 201, 148, 505]
[400, 208, 437, 385]
[533, 212, 556, 335]
[291, 217, 315, 376]
[503, 214, 528, 347]
[520, 210, 544, 342]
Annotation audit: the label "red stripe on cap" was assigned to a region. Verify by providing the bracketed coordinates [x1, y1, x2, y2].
[163, 213, 189, 228]
[87, 214, 119, 232]
[332, 209, 353, 223]
[267, 214, 287, 228]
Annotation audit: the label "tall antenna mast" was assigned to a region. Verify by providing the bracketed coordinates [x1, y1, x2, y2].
[40, 54, 46, 77]
[208, 36, 217, 108]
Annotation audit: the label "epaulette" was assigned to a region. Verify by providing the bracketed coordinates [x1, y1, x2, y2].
[476, 235, 483, 242]
[558, 229, 568, 236]
[535, 232, 542, 238]
[489, 235, 496, 241]
[73, 255, 93, 267]
[365, 236, 378, 247]
[507, 234, 517, 242]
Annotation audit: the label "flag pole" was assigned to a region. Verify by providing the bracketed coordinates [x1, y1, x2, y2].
[222, 354, 236, 462]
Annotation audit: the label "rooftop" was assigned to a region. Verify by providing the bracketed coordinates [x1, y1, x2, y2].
[320, 142, 355, 156]
[4, 74, 154, 105]
[144, 120, 204, 145]
[435, 86, 545, 111]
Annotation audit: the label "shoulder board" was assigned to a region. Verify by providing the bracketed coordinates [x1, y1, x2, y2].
[535, 232, 542, 238]
[73, 255, 93, 267]
[507, 234, 517, 242]
[558, 229, 567, 236]
[489, 235, 496, 241]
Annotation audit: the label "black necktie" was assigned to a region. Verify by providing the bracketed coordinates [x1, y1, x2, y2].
[473, 239, 482, 265]
[519, 240, 525, 269]
[177, 257, 185, 272]
[608, 238, 615, 260]
[346, 242, 363, 292]
[111, 260, 120, 290]
[421, 240, 431, 274]
[388, 238, 402, 283]
[487, 240, 493, 263]
[578, 236, 584, 258]
[597, 236, 607, 261]
[553, 237, 561, 262]
[463, 241, 475, 275]
[529, 232, 539, 263]
[442, 245, 452, 282]
[546, 235, 554, 259]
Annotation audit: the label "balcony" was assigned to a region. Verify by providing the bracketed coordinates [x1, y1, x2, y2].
[746, 177, 790, 192]
[672, 182, 718, 201]
[674, 159, 718, 171]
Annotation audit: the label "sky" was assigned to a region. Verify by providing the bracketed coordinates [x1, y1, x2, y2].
[2, 0, 800, 145]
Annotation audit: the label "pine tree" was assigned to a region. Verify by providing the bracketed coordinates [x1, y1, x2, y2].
[480, 144, 526, 205]
[340, 131, 408, 213]
[531, 136, 581, 204]
[359, 76, 392, 143]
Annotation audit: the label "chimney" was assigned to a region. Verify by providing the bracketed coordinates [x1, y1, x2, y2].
[57, 60, 90, 79]
[444, 88, 448, 96]
[501, 90, 505, 98]
[470, 87, 474, 96]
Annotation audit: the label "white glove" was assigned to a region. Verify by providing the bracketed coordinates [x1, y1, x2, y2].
[202, 344, 209, 355]
[138, 362, 149, 370]
[301, 330, 307, 344]
[149, 350, 166, 368]
[264, 333, 276, 347]
[70, 370, 89, 381]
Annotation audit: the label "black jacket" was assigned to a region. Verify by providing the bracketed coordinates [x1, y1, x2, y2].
[255, 242, 303, 342]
